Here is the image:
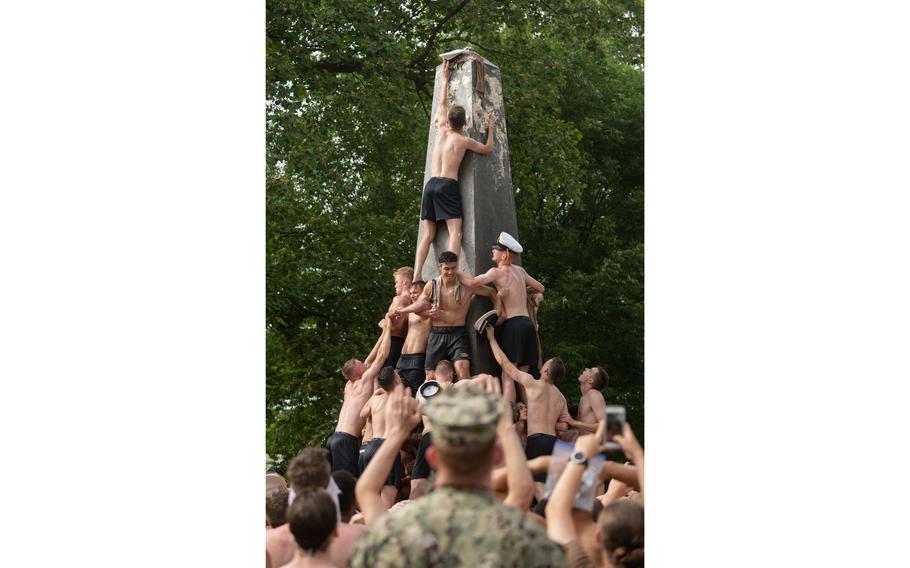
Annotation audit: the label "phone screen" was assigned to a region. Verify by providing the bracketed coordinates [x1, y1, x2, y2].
[603, 406, 626, 450]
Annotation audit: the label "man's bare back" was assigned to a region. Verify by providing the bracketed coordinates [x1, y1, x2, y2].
[432, 127, 472, 181]
[362, 391, 390, 439]
[486, 264, 534, 319]
[335, 378, 373, 436]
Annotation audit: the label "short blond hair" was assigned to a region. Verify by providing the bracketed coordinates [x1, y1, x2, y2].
[393, 267, 414, 282]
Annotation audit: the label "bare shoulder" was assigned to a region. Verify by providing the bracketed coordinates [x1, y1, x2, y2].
[585, 389, 606, 403]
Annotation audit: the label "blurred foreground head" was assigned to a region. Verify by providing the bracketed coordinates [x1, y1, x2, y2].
[598, 500, 644, 568]
[425, 386, 500, 475]
[287, 488, 338, 555]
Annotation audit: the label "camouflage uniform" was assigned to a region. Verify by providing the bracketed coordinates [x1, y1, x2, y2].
[349, 387, 565, 568]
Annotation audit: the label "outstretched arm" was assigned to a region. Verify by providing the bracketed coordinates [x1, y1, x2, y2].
[434, 61, 451, 128]
[613, 422, 644, 500]
[363, 320, 388, 367]
[456, 268, 496, 289]
[485, 326, 535, 390]
[464, 113, 495, 155]
[396, 282, 432, 316]
[355, 385, 421, 525]
[497, 400, 535, 511]
[546, 421, 606, 545]
[521, 267, 545, 294]
[598, 461, 640, 493]
[362, 317, 393, 384]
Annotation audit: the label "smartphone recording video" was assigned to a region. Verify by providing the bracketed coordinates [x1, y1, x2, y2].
[602, 405, 626, 450]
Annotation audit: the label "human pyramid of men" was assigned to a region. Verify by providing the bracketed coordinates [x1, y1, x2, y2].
[267, 56, 644, 568]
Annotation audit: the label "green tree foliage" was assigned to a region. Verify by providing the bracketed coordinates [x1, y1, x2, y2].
[267, 0, 644, 466]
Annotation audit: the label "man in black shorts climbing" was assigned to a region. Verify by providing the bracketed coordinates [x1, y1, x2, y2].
[394, 280, 432, 395]
[457, 232, 545, 374]
[395, 251, 501, 381]
[413, 59, 495, 280]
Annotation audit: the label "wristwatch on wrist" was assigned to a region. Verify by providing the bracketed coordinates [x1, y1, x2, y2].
[569, 450, 588, 467]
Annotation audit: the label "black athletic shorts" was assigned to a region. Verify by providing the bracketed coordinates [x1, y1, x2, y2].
[420, 177, 462, 221]
[326, 431, 361, 477]
[383, 335, 405, 370]
[525, 433, 557, 482]
[395, 353, 426, 395]
[425, 326, 471, 370]
[496, 316, 538, 368]
[411, 432, 434, 480]
[358, 438, 403, 488]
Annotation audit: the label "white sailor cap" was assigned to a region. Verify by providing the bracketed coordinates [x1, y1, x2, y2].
[492, 231, 523, 254]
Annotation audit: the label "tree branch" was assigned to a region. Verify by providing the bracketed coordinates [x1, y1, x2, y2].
[409, 0, 473, 70]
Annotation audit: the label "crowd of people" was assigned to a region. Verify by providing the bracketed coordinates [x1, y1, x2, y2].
[266, 56, 643, 567]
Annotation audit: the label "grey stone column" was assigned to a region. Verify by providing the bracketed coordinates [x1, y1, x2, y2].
[417, 49, 520, 377]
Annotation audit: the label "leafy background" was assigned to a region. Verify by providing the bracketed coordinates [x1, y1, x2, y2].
[266, 0, 643, 468]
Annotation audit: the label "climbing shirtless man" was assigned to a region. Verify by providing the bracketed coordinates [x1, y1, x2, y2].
[358, 367, 403, 508]
[458, 231, 545, 373]
[486, 327, 570, 486]
[396, 250, 501, 382]
[384, 267, 413, 369]
[326, 316, 394, 476]
[394, 280, 432, 395]
[413, 60, 495, 280]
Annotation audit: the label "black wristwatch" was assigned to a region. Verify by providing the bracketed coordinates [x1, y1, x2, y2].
[570, 450, 588, 467]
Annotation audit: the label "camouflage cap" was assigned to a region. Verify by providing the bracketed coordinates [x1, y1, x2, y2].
[425, 386, 499, 446]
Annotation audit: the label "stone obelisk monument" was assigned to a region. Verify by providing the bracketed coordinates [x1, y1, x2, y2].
[417, 49, 520, 376]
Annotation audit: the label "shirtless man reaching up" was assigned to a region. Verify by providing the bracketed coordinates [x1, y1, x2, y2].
[358, 367, 404, 508]
[394, 280, 432, 395]
[485, 326, 570, 486]
[413, 60, 495, 280]
[384, 267, 413, 369]
[326, 316, 394, 477]
[396, 250, 501, 382]
[457, 232, 544, 373]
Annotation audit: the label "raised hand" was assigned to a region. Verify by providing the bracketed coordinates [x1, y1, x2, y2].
[387, 384, 421, 436]
[611, 422, 643, 463]
[575, 419, 606, 460]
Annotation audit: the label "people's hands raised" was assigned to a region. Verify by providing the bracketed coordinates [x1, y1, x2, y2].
[574, 419, 606, 460]
[612, 422, 643, 463]
[387, 384, 421, 436]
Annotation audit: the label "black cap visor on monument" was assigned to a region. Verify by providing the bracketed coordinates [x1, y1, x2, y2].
[491, 242, 509, 251]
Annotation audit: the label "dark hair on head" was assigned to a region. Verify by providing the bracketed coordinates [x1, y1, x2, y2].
[412, 280, 426, 290]
[287, 488, 337, 554]
[287, 447, 331, 492]
[592, 366, 609, 391]
[599, 500, 644, 568]
[435, 359, 454, 375]
[332, 470, 357, 521]
[548, 358, 566, 382]
[448, 105, 466, 129]
[266, 488, 289, 528]
[437, 250, 458, 264]
[378, 366, 397, 390]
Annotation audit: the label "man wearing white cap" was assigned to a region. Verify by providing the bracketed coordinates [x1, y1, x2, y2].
[457, 231, 545, 373]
